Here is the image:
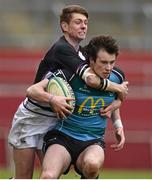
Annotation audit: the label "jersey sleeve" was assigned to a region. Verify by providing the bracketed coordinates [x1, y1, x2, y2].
[43, 69, 70, 82]
[113, 66, 126, 83]
[111, 66, 126, 99]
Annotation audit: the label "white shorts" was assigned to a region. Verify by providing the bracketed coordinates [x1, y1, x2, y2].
[8, 102, 58, 149]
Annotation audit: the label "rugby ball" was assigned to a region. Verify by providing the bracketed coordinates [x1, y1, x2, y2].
[47, 76, 75, 111]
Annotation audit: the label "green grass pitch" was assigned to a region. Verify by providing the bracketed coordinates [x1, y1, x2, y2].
[0, 168, 152, 179]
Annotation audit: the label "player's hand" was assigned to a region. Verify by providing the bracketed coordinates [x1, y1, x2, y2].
[99, 99, 122, 118]
[49, 95, 74, 119]
[117, 81, 129, 101]
[110, 127, 125, 151]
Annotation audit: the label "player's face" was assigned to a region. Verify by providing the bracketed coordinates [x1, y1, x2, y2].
[91, 49, 116, 79]
[64, 13, 88, 42]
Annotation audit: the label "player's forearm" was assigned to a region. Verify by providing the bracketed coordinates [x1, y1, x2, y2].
[111, 109, 123, 129]
[26, 80, 51, 104]
[85, 72, 128, 100]
[111, 108, 120, 121]
[106, 80, 122, 92]
[27, 87, 50, 104]
[78, 66, 107, 89]
[78, 65, 126, 92]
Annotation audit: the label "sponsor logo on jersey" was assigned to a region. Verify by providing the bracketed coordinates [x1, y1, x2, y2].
[77, 96, 105, 116]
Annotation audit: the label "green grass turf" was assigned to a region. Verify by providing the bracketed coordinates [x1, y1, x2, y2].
[0, 168, 152, 179]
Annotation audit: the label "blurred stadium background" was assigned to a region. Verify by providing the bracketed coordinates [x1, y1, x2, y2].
[0, 0, 152, 177]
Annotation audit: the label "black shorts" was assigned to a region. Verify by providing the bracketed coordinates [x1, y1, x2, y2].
[43, 129, 105, 175]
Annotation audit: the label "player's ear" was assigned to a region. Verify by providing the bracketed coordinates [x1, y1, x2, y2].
[61, 21, 68, 32]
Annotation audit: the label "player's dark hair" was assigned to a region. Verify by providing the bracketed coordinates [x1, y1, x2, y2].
[84, 35, 119, 62]
[60, 5, 88, 24]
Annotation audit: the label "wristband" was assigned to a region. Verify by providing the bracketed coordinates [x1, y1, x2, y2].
[113, 119, 123, 129]
[98, 79, 108, 91]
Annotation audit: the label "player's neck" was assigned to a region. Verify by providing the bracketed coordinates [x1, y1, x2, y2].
[64, 35, 80, 52]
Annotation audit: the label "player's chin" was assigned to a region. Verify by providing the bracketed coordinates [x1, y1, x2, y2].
[103, 73, 110, 79]
[78, 34, 86, 40]
[101, 75, 108, 79]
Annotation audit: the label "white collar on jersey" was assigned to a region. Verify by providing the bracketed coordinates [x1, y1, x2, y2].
[78, 51, 86, 61]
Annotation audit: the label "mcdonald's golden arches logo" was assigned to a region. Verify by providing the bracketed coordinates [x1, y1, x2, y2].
[78, 96, 105, 114]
